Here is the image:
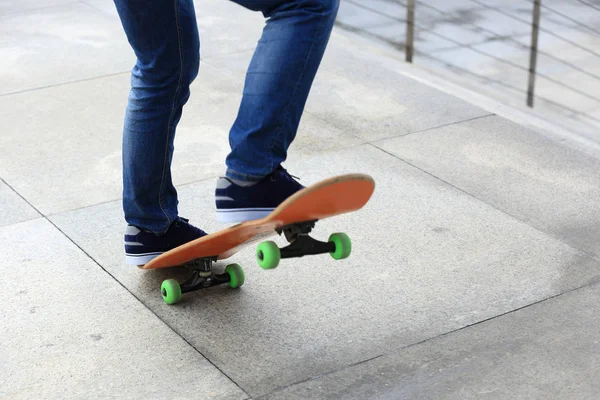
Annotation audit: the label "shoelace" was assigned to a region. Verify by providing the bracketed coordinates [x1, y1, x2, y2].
[273, 166, 300, 182]
[174, 217, 189, 228]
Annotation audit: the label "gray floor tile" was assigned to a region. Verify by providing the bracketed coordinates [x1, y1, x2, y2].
[513, 31, 600, 77]
[0, 0, 265, 95]
[0, 179, 40, 227]
[84, 0, 264, 59]
[425, 44, 598, 114]
[0, 0, 77, 15]
[376, 115, 600, 258]
[261, 282, 600, 400]
[337, 0, 399, 29]
[50, 144, 600, 396]
[355, 22, 460, 53]
[0, 72, 131, 215]
[208, 34, 490, 142]
[0, 61, 361, 216]
[0, 218, 246, 399]
[306, 37, 490, 141]
[426, 45, 527, 87]
[479, 0, 599, 36]
[0, 3, 134, 95]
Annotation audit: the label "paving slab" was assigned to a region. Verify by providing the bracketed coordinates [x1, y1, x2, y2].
[50, 144, 600, 396]
[0, 218, 246, 399]
[337, 0, 398, 29]
[466, 41, 600, 113]
[340, 0, 405, 24]
[421, 44, 598, 115]
[477, 0, 600, 36]
[0, 2, 133, 95]
[0, 179, 40, 227]
[454, 7, 531, 38]
[514, 31, 600, 76]
[0, 62, 361, 216]
[0, 0, 77, 15]
[376, 115, 600, 259]
[354, 22, 461, 53]
[0, 0, 265, 95]
[84, 0, 264, 61]
[588, 107, 600, 120]
[0, 72, 130, 215]
[207, 33, 491, 142]
[261, 281, 600, 400]
[467, 40, 600, 105]
[408, 3, 530, 42]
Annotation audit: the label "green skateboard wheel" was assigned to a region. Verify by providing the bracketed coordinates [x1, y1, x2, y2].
[256, 241, 280, 269]
[225, 264, 245, 288]
[328, 232, 352, 260]
[161, 279, 182, 305]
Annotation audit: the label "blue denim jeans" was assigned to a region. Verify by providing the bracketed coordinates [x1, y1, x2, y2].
[113, 0, 339, 233]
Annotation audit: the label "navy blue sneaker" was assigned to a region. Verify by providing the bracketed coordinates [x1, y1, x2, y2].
[124, 217, 208, 265]
[215, 166, 305, 223]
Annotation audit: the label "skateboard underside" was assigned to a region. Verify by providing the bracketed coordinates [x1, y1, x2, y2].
[144, 174, 375, 305]
[159, 220, 351, 304]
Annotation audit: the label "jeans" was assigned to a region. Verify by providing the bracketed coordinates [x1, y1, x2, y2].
[113, 0, 339, 233]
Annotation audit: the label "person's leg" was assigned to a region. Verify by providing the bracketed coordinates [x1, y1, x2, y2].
[115, 0, 199, 234]
[216, 0, 339, 222]
[114, 0, 206, 264]
[225, 0, 339, 180]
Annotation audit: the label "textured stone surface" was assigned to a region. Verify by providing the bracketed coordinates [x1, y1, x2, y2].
[207, 34, 490, 142]
[0, 2, 133, 94]
[51, 144, 600, 396]
[0, 179, 40, 227]
[376, 115, 600, 258]
[262, 282, 600, 400]
[0, 62, 360, 216]
[0, 0, 264, 95]
[0, 219, 246, 399]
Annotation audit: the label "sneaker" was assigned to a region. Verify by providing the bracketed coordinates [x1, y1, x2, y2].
[124, 217, 208, 265]
[215, 166, 305, 223]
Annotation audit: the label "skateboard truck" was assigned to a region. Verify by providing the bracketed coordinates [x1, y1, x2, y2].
[145, 173, 375, 305]
[161, 222, 352, 305]
[160, 257, 245, 305]
[178, 257, 228, 293]
[276, 221, 336, 259]
[255, 220, 352, 270]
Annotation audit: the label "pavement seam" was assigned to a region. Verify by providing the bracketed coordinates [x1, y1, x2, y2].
[296, 110, 367, 144]
[369, 142, 600, 265]
[0, 50, 258, 98]
[0, 177, 45, 221]
[0, 71, 131, 97]
[43, 218, 252, 399]
[255, 278, 600, 399]
[369, 113, 494, 143]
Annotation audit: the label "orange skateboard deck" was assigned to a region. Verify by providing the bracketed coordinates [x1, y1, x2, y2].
[146, 173, 375, 304]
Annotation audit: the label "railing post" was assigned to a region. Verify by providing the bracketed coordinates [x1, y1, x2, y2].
[527, 0, 541, 107]
[406, 0, 415, 63]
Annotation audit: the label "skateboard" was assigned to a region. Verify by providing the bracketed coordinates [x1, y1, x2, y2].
[141, 173, 375, 304]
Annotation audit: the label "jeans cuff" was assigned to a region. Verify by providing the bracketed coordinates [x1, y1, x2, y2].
[225, 168, 265, 182]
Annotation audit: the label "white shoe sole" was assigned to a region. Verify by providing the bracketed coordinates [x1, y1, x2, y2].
[216, 208, 274, 223]
[125, 252, 162, 265]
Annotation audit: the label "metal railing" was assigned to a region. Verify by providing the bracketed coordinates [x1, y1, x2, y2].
[341, 0, 600, 127]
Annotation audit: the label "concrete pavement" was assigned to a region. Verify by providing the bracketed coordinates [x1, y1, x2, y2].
[2, 1, 600, 399]
[336, 0, 600, 152]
